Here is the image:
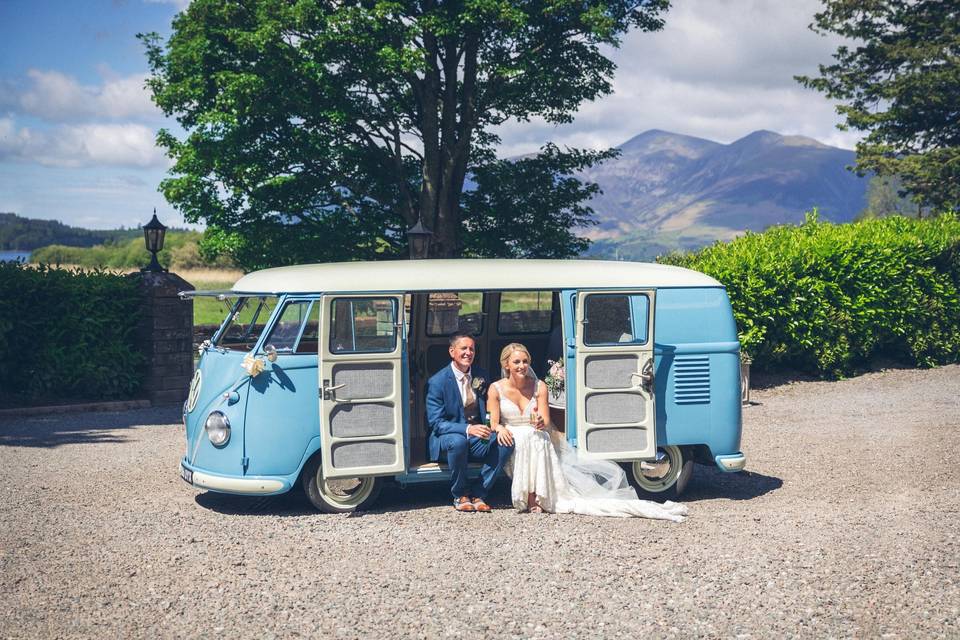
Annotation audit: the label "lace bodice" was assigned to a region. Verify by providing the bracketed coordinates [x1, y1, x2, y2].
[494, 380, 539, 426]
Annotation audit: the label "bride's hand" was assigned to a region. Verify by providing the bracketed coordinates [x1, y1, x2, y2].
[496, 425, 514, 447]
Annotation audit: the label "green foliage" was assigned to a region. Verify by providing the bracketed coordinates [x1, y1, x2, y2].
[0, 262, 145, 404]
[797, 1, 960, 211]
[660, 212, 960, 377]
[858, 174, 918, 220]
[140, 0, 667, 266]
[0, 212, 142, 251]
[461, 144, 616, 258]
[30, 231, 235, 270]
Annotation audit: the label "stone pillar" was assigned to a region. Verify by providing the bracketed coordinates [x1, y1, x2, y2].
[130, 271, 195, 405]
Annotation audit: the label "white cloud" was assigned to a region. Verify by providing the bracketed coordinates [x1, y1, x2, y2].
[144, 0, 192, 10]
[494, 0, 861, 155]
[0, 118, 168, 168]
[3, 69, 159, 123]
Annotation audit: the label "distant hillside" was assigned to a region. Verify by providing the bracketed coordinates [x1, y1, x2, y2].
[580, 129, 869, 259]
[0, 212, 142, 250]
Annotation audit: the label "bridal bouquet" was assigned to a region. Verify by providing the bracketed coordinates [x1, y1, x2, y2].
[544, 359, 565, 396]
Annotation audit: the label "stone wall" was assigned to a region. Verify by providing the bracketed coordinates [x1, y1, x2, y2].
[132, 271, 195, 405]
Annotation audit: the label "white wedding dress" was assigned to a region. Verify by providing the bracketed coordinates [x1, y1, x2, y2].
[497, 380, 688, 522]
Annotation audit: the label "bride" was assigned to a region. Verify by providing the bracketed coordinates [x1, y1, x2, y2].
[487, 343, 688, 522]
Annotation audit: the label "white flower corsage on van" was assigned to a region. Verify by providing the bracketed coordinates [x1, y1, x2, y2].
[241, 354, 266, 377]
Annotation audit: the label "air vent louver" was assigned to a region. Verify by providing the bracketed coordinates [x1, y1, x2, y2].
[673, 355, 710, 405]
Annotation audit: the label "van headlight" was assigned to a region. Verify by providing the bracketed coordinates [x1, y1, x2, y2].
[205, 411, 230, 447]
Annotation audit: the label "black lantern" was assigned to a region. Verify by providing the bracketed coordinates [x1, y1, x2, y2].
[406, 217, 434, 259]
[141, 209, 168, 273]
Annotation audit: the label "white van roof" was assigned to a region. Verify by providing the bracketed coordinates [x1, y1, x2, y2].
[230, 259, 721, 294]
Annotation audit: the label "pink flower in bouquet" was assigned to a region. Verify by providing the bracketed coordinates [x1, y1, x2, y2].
[545, 359, 565, 395]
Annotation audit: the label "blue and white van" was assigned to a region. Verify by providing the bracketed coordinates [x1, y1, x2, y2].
[180, 259, 746, 512]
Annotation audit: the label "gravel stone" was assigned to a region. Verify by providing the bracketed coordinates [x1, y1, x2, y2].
[1, 365, 958, 638]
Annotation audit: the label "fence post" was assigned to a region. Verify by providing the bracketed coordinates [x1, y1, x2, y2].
[131, 271, 195, 405]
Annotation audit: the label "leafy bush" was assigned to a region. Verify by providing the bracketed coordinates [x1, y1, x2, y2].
[659, 212, 960, 377]
[0, 262, 145, 405]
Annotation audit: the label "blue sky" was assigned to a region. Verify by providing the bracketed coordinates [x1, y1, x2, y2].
[0, 0, 856, 230]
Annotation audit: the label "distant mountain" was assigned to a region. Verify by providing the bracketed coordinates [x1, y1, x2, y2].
[580, 129, 868, 259]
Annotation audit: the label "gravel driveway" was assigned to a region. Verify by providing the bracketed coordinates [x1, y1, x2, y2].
[1, 365, 958, 638]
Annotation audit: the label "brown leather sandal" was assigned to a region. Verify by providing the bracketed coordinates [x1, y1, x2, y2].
[454, 496, 476, 512]
[471, 497, 492, 513]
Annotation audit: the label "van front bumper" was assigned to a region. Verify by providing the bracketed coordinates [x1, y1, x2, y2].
[714, 453, 746, 472]
[180, 459, 291, 495]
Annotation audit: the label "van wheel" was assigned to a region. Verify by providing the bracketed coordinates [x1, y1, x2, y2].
[627, 445, 693, 500]
[302, 456, 382, 513]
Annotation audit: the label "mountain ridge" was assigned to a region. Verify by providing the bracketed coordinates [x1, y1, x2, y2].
[580, 129, 868, 259]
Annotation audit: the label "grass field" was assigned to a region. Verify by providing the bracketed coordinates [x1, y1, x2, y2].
[181, 269, 243, 325]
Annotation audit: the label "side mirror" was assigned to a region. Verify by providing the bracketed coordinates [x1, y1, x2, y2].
[264, 344, 278, 362]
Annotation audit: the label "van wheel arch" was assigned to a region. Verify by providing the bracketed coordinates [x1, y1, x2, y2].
[301, 453, 383, 513]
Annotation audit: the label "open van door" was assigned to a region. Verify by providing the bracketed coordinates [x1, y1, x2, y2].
[318, 295, 406, 479]
[574, 290, 657, 460]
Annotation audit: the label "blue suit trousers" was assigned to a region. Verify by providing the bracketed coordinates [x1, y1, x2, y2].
[439, 433, 514, 499]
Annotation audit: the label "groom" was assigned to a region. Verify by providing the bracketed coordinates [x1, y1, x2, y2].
[426, 331, 513, 512]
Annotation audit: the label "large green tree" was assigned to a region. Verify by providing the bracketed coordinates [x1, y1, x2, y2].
[797, 0, 960, 213]
[141, 0, 667, 268]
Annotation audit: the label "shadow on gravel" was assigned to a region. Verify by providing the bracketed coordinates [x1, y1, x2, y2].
[193, 468, 779, 516]
[0, 405, 183, 448]
[683, 465, 783, 502]
[194, 479, 515, 516]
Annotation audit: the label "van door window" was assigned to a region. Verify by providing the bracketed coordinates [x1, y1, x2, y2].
[330, 298, 398, 354]
[426, 292, 483, 336]
[583, 294, 650, 345]
[498, 291, 553, 334]
[263, 300, 316, 353]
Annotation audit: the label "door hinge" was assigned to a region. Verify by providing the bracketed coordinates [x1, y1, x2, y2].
[242, 457, 250, 472]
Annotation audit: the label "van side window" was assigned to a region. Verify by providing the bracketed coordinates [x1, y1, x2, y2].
[426, 292, 483, 336]
[583, 294, 649, 345]
[330, 298, 398, 354]
[264, 300, 314, 353]
[499, 291, 553, 334]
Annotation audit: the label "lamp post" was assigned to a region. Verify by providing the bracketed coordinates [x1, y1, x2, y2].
[406, 217, 434, 259]
[141, 209, 168, 273]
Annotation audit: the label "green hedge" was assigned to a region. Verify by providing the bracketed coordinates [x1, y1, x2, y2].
[29, 230, 236, 270]
[0, 262, 145, 405]
[659, 212, 960, 377]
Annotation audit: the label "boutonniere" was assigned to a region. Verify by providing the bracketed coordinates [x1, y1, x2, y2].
[471, 376, 486, 391]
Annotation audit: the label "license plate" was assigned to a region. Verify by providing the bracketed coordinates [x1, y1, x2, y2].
[180, 464, 193, 484]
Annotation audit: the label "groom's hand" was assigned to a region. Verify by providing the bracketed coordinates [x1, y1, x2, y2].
[467, 424, 491, 439]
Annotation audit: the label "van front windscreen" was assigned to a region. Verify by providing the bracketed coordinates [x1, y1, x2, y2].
[214, 296, 280, 351]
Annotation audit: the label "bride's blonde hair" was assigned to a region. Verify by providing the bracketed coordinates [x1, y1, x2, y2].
[499, 343, 533, 377]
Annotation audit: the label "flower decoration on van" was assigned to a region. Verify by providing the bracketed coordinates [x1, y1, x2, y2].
[545, 360, 565, 396]
[241, 353, 266, 377]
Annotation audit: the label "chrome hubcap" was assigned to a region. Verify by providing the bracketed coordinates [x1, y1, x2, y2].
[632, 446, 682, 493]
[318, 474, 374, 506]
[638, 450, 671, 480]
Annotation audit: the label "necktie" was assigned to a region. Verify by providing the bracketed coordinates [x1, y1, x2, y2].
[463, 375, 476, 407]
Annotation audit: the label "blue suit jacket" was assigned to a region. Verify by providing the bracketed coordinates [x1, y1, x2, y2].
[425, 364, 490, 461]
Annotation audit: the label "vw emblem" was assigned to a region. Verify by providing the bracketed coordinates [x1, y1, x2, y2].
[186, 369, 202, 413]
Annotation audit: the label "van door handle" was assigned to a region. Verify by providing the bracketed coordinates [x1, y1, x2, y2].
[630, 360, 654, 393]
[321, 381, 347, 401]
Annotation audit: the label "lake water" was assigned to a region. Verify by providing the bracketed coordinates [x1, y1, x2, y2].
[0, 250, 31, 262]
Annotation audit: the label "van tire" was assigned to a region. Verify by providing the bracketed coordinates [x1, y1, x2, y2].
[625, 445, 693, 500]
[301, 455, 383, 513]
